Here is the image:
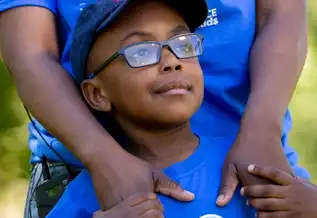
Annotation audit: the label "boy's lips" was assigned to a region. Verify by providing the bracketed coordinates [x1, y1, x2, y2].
[153, 80, 192, 94]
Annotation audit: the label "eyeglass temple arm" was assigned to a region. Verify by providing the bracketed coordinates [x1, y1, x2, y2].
[89, 51, 121, 79]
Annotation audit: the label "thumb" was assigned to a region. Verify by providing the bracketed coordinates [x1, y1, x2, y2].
[152, 171, 195, 202]
[216, 163, 239, 207]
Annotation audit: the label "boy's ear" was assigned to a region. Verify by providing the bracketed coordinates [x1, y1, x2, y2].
[81, 79, 112, 112]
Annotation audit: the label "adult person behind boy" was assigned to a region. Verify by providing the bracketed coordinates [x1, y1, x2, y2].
[0, 0, 308, 214]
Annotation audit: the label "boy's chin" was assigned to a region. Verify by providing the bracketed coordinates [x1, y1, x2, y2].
[157, 111, 194, 126]
[160, 103, 199, 116]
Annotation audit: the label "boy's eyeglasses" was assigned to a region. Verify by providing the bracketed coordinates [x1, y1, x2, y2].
[88, 33, 204, 79]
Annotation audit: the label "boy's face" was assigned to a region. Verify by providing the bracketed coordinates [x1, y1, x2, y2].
[82, 0, 204, 129]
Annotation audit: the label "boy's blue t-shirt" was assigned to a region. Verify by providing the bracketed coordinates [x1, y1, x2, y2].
[47, 136, 256, 218]
[0, 0, 309, 178]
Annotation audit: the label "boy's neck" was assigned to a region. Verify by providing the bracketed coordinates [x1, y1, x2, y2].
[117, 118, 199, 169]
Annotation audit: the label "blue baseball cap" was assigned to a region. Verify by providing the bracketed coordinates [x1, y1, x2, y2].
[70, 0, 208, 84]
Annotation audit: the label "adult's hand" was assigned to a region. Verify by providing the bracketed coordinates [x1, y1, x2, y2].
[88, 150, 194, 210]
[93, 192, 164, 218]
[242, 165, 317, 218]
[216, 120, 292, 207]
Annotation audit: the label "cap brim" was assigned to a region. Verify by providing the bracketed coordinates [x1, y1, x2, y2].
[97, 0, 208, 34]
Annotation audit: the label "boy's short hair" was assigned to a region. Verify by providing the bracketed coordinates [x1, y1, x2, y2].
[70, 0, 208, 84]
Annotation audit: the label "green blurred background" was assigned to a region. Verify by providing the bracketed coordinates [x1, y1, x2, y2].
[1, 2, 317, 217]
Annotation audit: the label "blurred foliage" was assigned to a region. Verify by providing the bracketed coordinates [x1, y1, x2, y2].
[287, 0, 317, 182]
[0, 63, 30, 187]
[0, 1, 317, 216]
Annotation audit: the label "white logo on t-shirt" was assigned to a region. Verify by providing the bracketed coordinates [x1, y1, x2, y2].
[200, 214, 223, 218]
[199, 8, 219, 28]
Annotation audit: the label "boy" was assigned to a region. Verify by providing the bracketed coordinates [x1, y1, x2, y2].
[47, 0, 317, 217]
[47, 0, 255, 217]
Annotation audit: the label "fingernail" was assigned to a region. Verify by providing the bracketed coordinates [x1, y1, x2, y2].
[248, 164, 255, 172]
[240, 187, 244, 196]
[184, 190, 195, 198]
[216, 194, 225, 202]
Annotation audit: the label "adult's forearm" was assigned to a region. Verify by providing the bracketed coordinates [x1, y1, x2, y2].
[12, 56, 125, 166]
[243, 2, 307, 132]
[0, 7, 127, 168]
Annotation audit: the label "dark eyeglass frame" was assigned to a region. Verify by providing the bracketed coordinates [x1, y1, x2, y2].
[88, 33, 204, 79]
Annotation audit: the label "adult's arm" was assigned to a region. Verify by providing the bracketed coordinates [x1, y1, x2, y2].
[243, 0, 308, 170]
[217, 0, 308, 206]
[0, 6, 122, 174]
[245, 0, 307, 144]
[0, 6, 192, 210]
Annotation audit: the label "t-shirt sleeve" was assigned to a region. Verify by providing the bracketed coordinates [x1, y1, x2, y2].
[284, 144, 311, 180]
[0, 0, 56, 14]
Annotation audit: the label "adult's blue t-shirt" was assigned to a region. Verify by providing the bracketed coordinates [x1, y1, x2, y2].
[0, 0, 309, 178]
[47, 136, 256, 218]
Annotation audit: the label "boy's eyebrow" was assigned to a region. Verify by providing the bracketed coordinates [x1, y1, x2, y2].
[170, 25, 190, 36]
[120, 31, 151, 45]
[120, 24, 190, 45]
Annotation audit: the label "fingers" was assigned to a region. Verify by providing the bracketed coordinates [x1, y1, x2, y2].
[111, 193, 164, 218]
[248, 198, 289, 211]
[153, 171, 195, 202]
[248, 165, 292, 185]
[128, 193, 164, 218]
[241, 185, 287, 198]
[216, 163, 239, 207]
[125, 192, 158, 207]
[139, 209, 164, 218]
[134, 199, 164, 216]
[257, 211, 290, 218]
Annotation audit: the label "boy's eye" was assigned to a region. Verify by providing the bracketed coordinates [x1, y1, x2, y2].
[132, 48, 152, 58]
[125, 43, 160, 67]
[176, 43, 193, 52]
[174, 42, 195, 57]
